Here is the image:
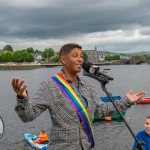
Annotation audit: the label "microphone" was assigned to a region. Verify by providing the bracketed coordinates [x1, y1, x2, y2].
[82, 62, 113, 83]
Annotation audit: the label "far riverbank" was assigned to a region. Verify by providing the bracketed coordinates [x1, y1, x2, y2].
[0, 60, 148, 70]
[0, 62, 111, 70]
[0, 63, 63, 70]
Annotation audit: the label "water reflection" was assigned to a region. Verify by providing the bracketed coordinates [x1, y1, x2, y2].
[0, 66, 150, 149]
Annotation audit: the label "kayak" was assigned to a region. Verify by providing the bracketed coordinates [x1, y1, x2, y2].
[136, 97, 150, 104]
[94, 111, 126, 121]
[94, 96, 126, 121]
[24, 132, 48, 150]
[100, 96, 121, 102]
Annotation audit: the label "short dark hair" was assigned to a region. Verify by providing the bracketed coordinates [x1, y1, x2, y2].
[59, 43, 82, 57]
[41, 130, 46, 133]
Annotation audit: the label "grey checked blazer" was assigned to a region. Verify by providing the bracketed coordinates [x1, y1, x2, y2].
[15, 71, 134, 150]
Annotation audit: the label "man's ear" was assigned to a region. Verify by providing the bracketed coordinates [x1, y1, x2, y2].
[60, 55, 66, 65]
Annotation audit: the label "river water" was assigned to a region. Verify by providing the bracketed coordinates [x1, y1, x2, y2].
[0, 65, 150, 150]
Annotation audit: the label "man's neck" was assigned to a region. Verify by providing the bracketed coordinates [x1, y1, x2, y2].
[62, 69, 77, 85]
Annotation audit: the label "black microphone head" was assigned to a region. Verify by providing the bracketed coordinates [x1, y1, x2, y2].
[82, 61, 93, 73]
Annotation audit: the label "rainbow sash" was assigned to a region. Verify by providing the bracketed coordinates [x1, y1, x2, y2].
[51, 73, 95, 146]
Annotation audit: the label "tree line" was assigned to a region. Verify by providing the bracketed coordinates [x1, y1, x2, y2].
[105, 54, 150, 62]
[0, 45, 56, 63]
[1, 44, 150, 63]
[0, 45, 88, 63]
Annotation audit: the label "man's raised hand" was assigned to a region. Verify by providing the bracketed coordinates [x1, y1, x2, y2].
[12, 78, 28, 99]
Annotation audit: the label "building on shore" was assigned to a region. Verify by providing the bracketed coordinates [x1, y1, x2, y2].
[83, 48, 111, 63]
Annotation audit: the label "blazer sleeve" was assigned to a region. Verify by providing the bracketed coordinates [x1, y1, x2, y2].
[15, 80, 52, 122]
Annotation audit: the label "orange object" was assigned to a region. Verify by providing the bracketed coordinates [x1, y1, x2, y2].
[35, 132, 48, 144]
[38, 132, 48, 142]
[136, 97, 150, 104]
[104, 116, 112, 121]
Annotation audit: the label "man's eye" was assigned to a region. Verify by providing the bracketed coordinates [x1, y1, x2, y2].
[73, 55, 77, 57]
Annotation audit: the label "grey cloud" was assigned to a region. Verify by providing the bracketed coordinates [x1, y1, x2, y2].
[1, 0, 150, 52]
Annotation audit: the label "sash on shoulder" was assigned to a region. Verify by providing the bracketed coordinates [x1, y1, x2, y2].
[51, 73, 95, 146]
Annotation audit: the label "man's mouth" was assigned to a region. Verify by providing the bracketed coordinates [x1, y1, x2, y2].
[76, 64, 82, 68]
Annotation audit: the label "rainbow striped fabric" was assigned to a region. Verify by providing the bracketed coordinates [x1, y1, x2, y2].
[51, 73, 95, 146]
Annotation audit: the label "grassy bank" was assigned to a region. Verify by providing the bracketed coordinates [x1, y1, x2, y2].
[0, 63, 63, 70]
[0, 65, 46, 70]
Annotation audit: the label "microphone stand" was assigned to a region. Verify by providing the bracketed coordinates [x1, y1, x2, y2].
[84, 71, 144, 150]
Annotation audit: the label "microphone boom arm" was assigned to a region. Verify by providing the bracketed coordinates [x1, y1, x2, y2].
[83, 70, 113, 86]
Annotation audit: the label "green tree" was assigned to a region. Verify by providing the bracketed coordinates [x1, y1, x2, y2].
[105, 55, 112, 61]
[132, 55, 144, 60]
[26, 47, 34, 53]
[113, 55, 120, 60]
[3, 45, 13, 52]
[82, 51, 88, 62]
[0, 54, 3, 62]
[35, 49, 41, 54]
[42, 48, 54, 62]
[13, 51, 34, 62]
[145, 55, 150, 59]
[105, 55, 120, 61]
[13, 51, 23, 62]
[28, 53, 34, 62]
[49, 55, 60, 63]
[21, 52, 33, 62]
[2, 52, 13, 62]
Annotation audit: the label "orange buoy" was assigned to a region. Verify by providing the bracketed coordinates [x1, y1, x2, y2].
[104, 116, 112, 121]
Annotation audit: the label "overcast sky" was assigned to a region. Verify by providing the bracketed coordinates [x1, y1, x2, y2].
[1, 0, 150, 53]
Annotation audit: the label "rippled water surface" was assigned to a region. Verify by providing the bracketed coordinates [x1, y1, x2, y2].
[0, 65, 150, 150]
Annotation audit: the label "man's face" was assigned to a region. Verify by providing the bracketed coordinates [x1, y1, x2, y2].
[144, 118, 150, 135]
[61, 48, 84, 74]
